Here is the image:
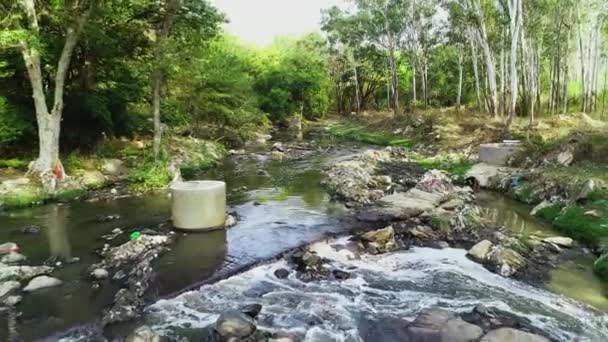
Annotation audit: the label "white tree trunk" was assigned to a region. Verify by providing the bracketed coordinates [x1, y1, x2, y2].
[457, 48, 463, 109]
[471, 0, 498, 117]
[505, 0, 522, 131]
[468, 29, 483, 112]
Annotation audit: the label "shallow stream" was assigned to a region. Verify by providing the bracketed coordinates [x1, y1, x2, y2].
[0, 147, 607, 340]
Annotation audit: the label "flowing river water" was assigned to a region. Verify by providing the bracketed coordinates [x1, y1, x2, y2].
[1, 145, 607, 341]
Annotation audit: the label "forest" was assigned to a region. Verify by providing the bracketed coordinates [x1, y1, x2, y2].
[0, 0, 606, 173]
[1, 1, 608, 341]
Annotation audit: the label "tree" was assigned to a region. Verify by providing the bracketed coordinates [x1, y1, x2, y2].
[2, 0, 95, 178]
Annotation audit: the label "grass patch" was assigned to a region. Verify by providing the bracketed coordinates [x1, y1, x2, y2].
[54, 189, 86, 202]
[0, 192, 46, 208]
[0, 159, 28, 169]
[594, 255, 608, 281]
[542, 206, 608, 246]
[416, 157, 472, 177]
[328, 124, 412, 147]
[127, 161, 172, 192]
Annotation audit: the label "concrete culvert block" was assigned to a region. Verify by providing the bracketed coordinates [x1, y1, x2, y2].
[171, 181, 226, 230]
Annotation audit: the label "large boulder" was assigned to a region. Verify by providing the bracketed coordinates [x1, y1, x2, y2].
[0, 242, 19, 254]
[81, 170, 106, 188]
[215, 310, 256, 339]
[101, 159, 127, 177]
[23, 275, 62, 292]
[467, 240, 493, 263]
[440, 318, 484, 342]
[360, 226, 396, 254]
[102, 235, 169, 267]
[480, 328, 549, 342]
[486, 246, 526, 277]
[126, 325, 162, 342]
[407, 309, 452, 341]
[0, 264, 53, 282]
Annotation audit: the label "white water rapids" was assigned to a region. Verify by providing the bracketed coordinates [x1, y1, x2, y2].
[142, 237, 608, 341]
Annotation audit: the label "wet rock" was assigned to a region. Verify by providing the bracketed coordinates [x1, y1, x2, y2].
[96, 214, 121, 222]
[101, 159, 127, 177]
[332, 269, 351, 280]
[240, 303, 262, 319]
[126, 325, 161, 342]
[542, 237, 573, 248]
[19, 225, 41, 234]
[0, 242, 19, 254]
[1, 253, 26, 264]
[274, 268, 290, 279]
[102, 235, 169, 265]
[409, 225, 437, 240]
[215, 310, 256, 339]
[407, 308, 452, 341]
[585, 209, 601, 218]
[23, 275, 62, 292]
[467, 240, 493, 263]
[0, 281, 20, 299]
[253, 201, 262, 206]
[360, 226, 396, 254]
[480, 328, 549, 342]
[530, 200, 552, 216]
[4, 295, 22, 306]
[429, 241, 450, 249]
[486, 246, 526, 277]
[0, 264, 53, 282]
[272, 142, 285, 152]
[357, 189, 444, 222]
[91, 268, 109, 280]
[225, 214, 237, 227]
[461, 305, 530, 332]
[440, 318, 484, 342]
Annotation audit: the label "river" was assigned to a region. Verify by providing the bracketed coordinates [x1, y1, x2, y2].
[1, 145, 607, 341]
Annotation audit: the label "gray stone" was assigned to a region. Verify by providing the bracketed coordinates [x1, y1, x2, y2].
[576, 179, 595, 202]
[225, 214, 237, 227]
[361, 226, 396, 254]
[3, 295, 22, 306]
[407, 309, 452, 341]
[101, 159, 127, 176]
[0, 281, 20, 298]
[556, 150, 574, 166]
[440, 318, 484, 342]
[0, 264, 53, 282]
[0, 242, 19, 255]
[215, 310, 256, 339]
[360, 189, 444, 221]
[467, 240, 493, 263]
[530, 200, 552, 216]
[91, 268, 109, 279]
[542, 236, 573, 248]
[1, 253, 26, 264]
[81, 170, 106, 187]
[274, 268, 290, 279]
[441, 198, 464, 210]
[23, 275, 62, 292]
[487, 246, 526, 277]
[126, 325, 162, 342]
[240, 303, 262, 319]
[480, 328, 549, 342]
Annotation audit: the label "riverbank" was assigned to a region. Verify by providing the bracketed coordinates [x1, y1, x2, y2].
[323, 111, 608, 294]
[0, 134, 226, 210]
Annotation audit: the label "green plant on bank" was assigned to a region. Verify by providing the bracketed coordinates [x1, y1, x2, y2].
[0, 159, 28, 169]
[54, 189, 86, 202]
[328, 124, 411, 147]
[415, 156, 472, 178]
[0, 192, 46, 208]
[594, 255, 608, 281]
[127, 161, 173, 192]
[64, 152, 85, 173]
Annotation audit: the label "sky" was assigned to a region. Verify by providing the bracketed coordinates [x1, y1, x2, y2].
[212, 0, 349, 46]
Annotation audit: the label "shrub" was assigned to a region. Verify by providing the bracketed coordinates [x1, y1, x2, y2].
[0, 159, 28, 169]
[594, 254, 608, 281]
[0, 97, 31, 148]
[127, 162, 172, 192]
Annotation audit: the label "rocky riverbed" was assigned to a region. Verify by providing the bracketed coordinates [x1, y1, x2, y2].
[1, 143, 607, 341]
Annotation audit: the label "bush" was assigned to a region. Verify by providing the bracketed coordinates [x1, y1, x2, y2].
[0, 159, 28, 169]
[594, 254, 608, 281]
[0, 97, 31, 148]
[127, 162, 172, 192]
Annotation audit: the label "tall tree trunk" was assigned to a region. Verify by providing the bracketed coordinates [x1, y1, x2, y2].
[577, 7, 587, 113]
[499, 26, 506, 117]
[18, 0, 93, 178]
[412, 57, 417, 103]
[351, 55, 361, 114]
[457, 48, 463, 110]
[388, 45, 399, 115]
[472, 0, 498, 117]
[505, 0, 522, 131]
[468, 30, 482, 112]
[152, 0, 181, 161]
